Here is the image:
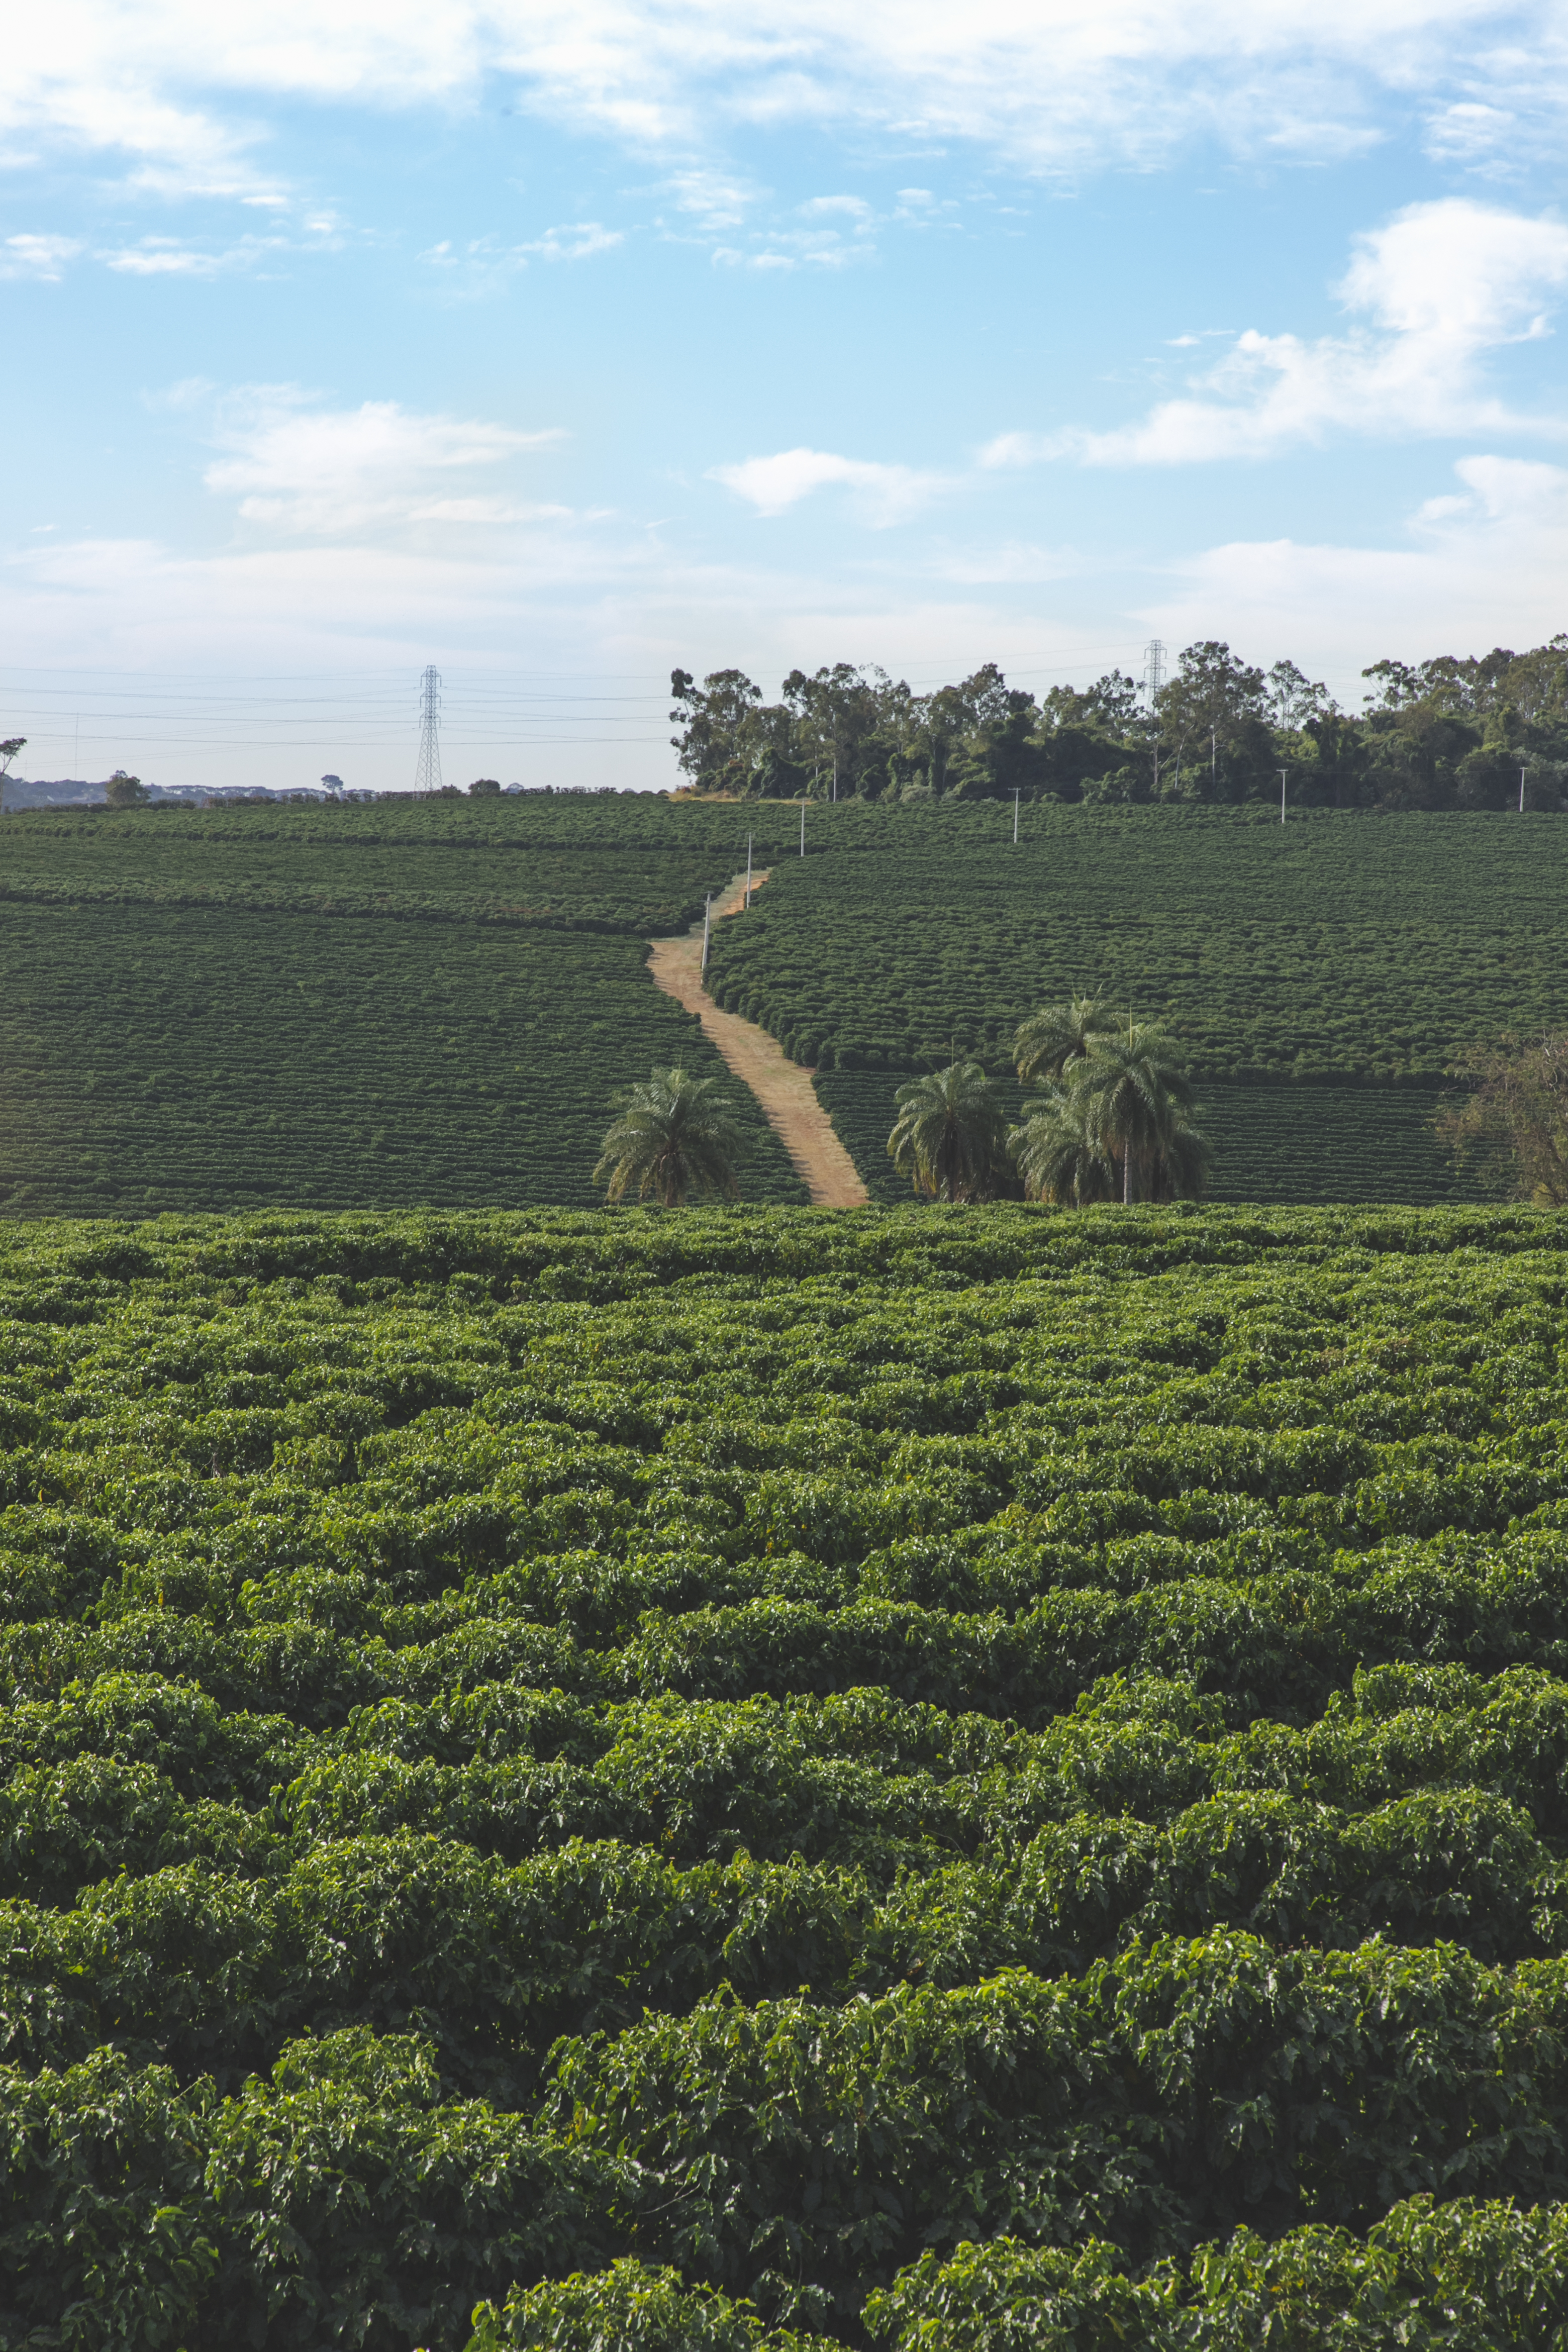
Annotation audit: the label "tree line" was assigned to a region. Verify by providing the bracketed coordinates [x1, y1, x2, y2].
[670, 635, 1568, 811]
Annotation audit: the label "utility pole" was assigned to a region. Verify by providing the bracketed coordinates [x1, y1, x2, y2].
[744, 831, 753, 908]
[1520, 760, 1528, 813]
[1211, 728, 1217, 794]
[1013, 788, 1020, 844]
[800, 800, 806, 856]
[1279, 769, 1287, 825]
[414, 665, 443, 793]
[701, 895, 712, 973]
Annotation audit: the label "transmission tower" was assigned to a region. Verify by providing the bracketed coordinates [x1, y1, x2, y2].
[1143, 640, 1166, 797]
[414, 665, 443, 793]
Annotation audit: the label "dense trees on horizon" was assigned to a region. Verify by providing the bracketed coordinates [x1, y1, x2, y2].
[670, 635, 1568, 811]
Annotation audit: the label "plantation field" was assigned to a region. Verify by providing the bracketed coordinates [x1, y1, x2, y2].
[0, 800, 809, 1217]
[0, 903, 806, 1216]
[0, 810, 729, 936]
[707, 802, 1568, 1086]
[816, 1071, 1497, 1208]
[7, 1203, 1568, 2345]
[0, 794, 1559, 1210]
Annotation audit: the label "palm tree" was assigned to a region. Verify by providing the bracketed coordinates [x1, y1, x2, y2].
[888, 1061, 1011, 1202]
[1013, 994, 1113, 1087]
[1076, 1022, 1211, 1204]
[594, 1067, 745, 1207]
[1009, 1087, 1120, 1205]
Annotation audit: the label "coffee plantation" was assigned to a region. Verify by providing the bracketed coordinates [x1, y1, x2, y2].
[0, 797, 809, 1217]
[4, 1201, 1568, 2345]
[0, 790, 1560, 1209]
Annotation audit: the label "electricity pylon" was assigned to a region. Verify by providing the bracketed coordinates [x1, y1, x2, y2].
[415, 666, 443, 793]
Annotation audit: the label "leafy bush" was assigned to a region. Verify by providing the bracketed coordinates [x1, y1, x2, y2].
[0, 1206, 1565, 2340]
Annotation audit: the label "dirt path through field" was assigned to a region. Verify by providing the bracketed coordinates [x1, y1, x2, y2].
[648, 871, 870, 1208]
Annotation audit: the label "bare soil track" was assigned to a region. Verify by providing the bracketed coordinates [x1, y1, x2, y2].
[648, 871, 869, 1208]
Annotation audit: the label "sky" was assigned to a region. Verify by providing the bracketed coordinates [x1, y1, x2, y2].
[3, 0, 1568, 792]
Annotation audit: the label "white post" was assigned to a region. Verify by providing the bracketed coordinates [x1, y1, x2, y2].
[1211, 728, 1216, 792]
[1279, 769, 1287, 825]
[1520, 762, 1528, 813]
[800, 799, 805, 857]
[1013, 789, 1019, 844]
[745, 831, 753, 907]
[701, 895, 711, 972]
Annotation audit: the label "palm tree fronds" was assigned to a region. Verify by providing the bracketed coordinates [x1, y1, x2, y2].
[595, 1066, 746, 1208]
[1006, 1020, 1211, 1206]
[1013, 994, 1114, 1087]
[888, 1061, 1011, 1202]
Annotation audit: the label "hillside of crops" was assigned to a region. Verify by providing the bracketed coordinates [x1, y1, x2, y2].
[7, 1202, 1568, 2346]
[0, 800, 808, 1218]
[0, 905, 808, 1219]
[707, 802, 1568, 1086]
[0, 802, 736, 935]
[3, 793, 1563, 1212]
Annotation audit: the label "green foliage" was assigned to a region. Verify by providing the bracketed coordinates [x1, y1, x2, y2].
[0, 791, 1557, 1214]
[865, 2198, 1568, 2347]
[595, 1066, 747, 1206]
[888, 1063, 1013, 1201]
[707, 802, 1568, 1089]
[1007, 1013, 1209, 1205]
[0, 797, 811, 1214]
[469, 2259, 840, 2350]
[0, 1206, 1567, 2340]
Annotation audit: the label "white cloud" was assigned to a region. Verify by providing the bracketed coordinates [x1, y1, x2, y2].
[0, 232, 82, 279]
[660, 169, 760, 231]
[201, 389, 566, 535]
[517, 220, 622, 259]
[709, 193, 880, 269]
[419, 221, 621, 290]
[981, 198, 1568, 467]
[709, 446, 946, 523]
[1144, 451, 1568, 691]
[101, 236, 243, 276]
[5, 0, 1566, 197]
[798, 193, 871, 220]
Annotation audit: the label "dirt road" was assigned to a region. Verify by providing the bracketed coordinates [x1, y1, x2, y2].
[648, 872, 870, 1209]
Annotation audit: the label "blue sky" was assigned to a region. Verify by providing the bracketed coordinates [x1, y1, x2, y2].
[3, 1, 1567, 791]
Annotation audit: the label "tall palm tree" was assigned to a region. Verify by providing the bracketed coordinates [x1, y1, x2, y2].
[594, 1067, 745, 1207]
[1013, 994, 1113, 1087]
[888, 1061, 1011, 1202]
[1076, 1022, 1211, 1204]
[1009, 1087, 1120, 1205]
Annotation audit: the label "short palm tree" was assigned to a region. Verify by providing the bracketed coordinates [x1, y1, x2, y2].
[888, 1061, 1011, 1202]
[594, 1066, 745, 1207]
[1009, 1087, 1120, 1205]
[1013, 994, 1113, 1087]
[1076, 1022, 1211, 1204]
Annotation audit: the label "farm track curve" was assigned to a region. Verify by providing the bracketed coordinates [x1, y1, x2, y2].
[648, 870, 870, 1208]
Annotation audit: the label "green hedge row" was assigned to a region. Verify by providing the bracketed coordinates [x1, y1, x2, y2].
[14, 1654, 1568, 1887]
[1, 1209, 1566, 2341]
[2, 1783, 1563, 2099]
[16, 1936, 1568, 2342]
[473, 2207, 1568, 2352]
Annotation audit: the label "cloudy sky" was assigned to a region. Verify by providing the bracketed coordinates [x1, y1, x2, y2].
[4, 0, 1568, 789]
